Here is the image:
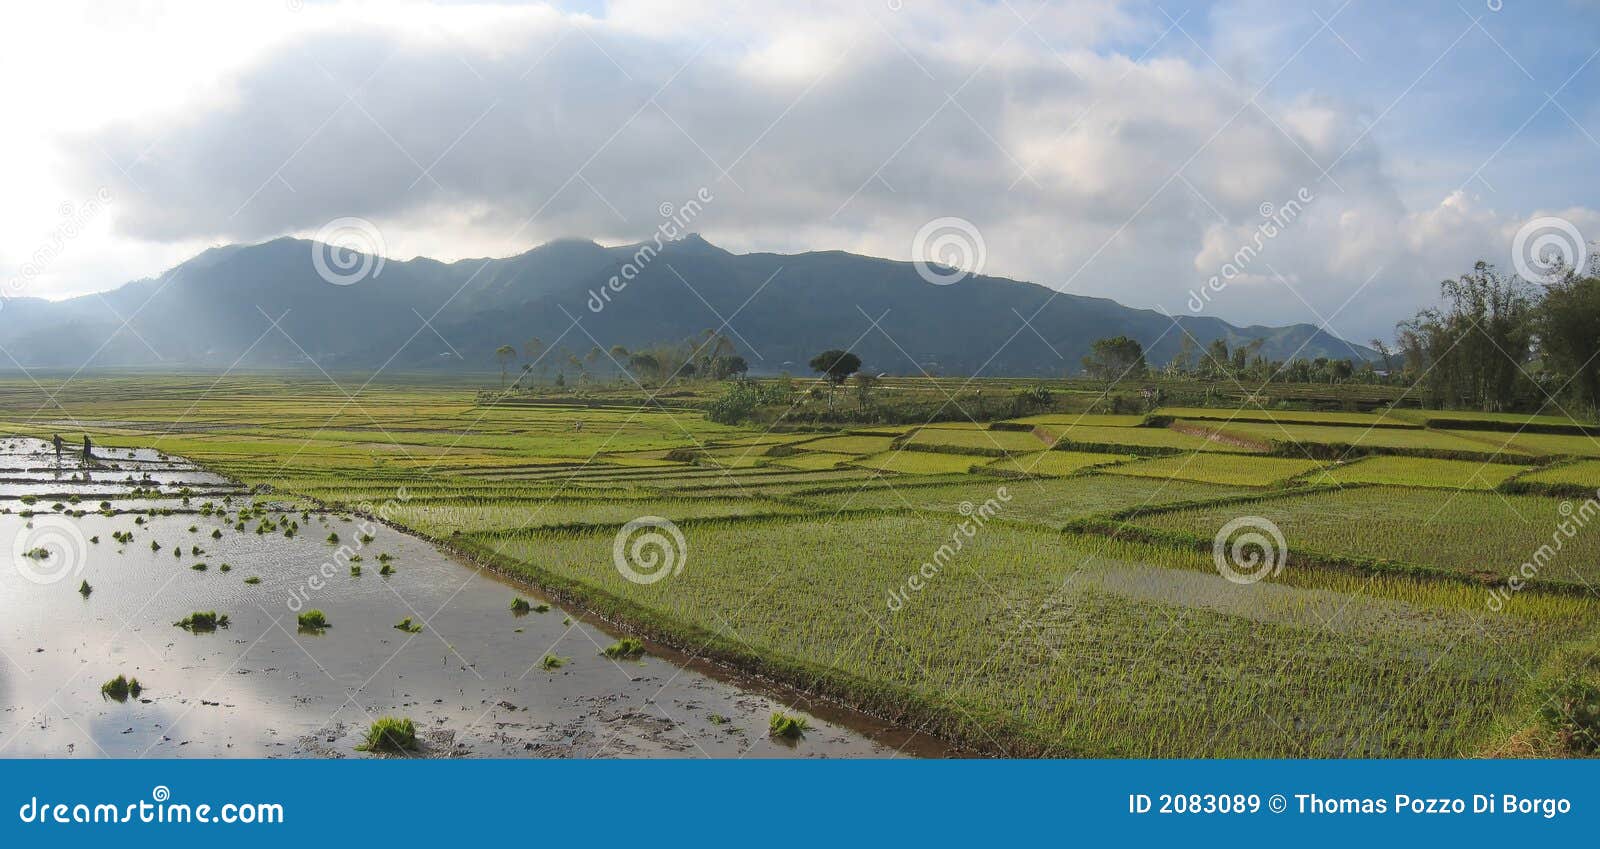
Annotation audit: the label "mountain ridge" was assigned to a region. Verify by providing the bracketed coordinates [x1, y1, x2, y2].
[0, 235, 1375, 376]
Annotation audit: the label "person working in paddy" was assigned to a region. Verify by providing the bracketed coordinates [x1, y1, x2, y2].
[81, 435, 93, 463]
[52, 434, 63, 459]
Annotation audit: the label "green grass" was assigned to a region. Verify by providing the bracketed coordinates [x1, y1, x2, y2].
[1301, 456, 1530, 490]
[1199, 421, 1532, 457]
[901, 427, 1050, 454]
[296, 609, 330, 630]
[794, 434, 897, 454]
[1048, 424, 1263, 454]
[853, 451, 980, 475]
[844, 474, 1252, 529]
[980, 450, 1131, 477]
[9, 376, 1600, 759]
[1516, 460, 1600, 490]
[473, 513, 1595, 757]
[1136, 487, 1600, 589]
[1101, 454, 1323, 487]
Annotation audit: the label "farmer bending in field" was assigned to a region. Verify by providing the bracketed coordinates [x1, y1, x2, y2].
[82, 435, 93, 463]
[52, 434, 63, 459]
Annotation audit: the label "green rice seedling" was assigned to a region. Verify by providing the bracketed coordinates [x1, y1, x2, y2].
[190, 562, 207, 571]
[708, 713, 730, 725]
[378, 563, 395, 576]
[100, 675, 143, 702]
[350, 564, 362, 576]
[243, 576, 261, 584]
[769, 712, 808, 739]
[982, 450, 1131, 478]
[174, 611, 229, 632]
[853, 451, 978, 475]
[326, 532, 339, 543]
[1136, 487, 1600, 589]
[211, 528, 222, 539]
[393, 617, 423, 634]
[78, 580, 92, 597]
[218, 563, 231, 572]
[360, 533, 374, 544]
[509, 596, 532, 613]
[1101, 454, 1323, 487]
[21, 547, 49, 559]
[377, 553, 393, 563]
[539, 653, 567, 670]
[601, 637, 646, 659]
[533, 602, 550, 613]
[1302, 456, 1528, 490]
[89, 535, 99, 544]
[357, 717, 417, 753]
[150, 540, 160, 551]
[188, 525, 197, 533]
[296, 609, 330, 631]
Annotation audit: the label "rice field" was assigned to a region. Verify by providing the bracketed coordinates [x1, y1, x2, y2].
[4, 376, 1599, 759]
[1101, 454, 1324, 487]
[1136, 487, 1600, 589]
[853, 450, 982, 475]
[1302, 456, 1530, 490]
[980, 450, 1131, 477]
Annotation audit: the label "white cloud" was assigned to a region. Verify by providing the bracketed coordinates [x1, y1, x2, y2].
[0, 0, 1594, 344]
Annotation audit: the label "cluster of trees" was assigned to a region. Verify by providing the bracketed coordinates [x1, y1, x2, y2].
[1392, 262, 1600, 415]
[1080, 334, 1366, 386]
[492, 329, 747, 389]
[1080, 259, 1600, 418]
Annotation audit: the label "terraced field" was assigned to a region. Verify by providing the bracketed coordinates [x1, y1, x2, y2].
[4, 376, 1599, 758]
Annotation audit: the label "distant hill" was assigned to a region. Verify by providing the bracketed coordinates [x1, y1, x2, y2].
[0, 235, 1374, 375]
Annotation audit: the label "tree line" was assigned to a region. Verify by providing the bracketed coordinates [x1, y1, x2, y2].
[1081, 259, 1600, 418]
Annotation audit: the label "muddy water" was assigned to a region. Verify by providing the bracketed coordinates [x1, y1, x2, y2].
[0, 438, 947, 758]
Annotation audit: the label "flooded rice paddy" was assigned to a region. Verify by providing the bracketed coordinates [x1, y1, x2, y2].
[0, 438, 940, 758]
